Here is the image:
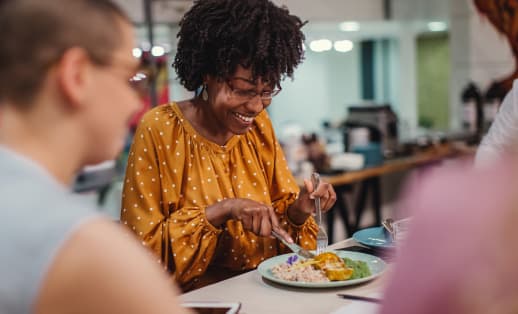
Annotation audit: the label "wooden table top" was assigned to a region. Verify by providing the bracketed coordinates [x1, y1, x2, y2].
[319, 143, 474, 186]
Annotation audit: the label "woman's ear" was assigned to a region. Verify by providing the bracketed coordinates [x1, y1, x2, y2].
[55, 47, 92, 109]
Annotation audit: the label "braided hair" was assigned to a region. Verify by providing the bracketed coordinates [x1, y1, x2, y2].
[173, 0, 306, 91]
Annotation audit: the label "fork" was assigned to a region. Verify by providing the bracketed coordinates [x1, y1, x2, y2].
[381, 218, 395, 239]
[312, 172, 328, 254]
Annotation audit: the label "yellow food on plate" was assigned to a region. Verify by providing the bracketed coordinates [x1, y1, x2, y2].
[325, 265, 354, 280]
[315, 252, 354, 281]
[315, 252, 343, 264]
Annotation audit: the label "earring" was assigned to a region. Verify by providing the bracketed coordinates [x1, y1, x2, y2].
[201, 84, 209, 101]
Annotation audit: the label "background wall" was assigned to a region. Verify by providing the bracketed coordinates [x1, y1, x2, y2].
[116, 0, 385, 24]
[126, 0, 516, 137]
[268, 44, 361, 133]
[417, 33, 450, 130]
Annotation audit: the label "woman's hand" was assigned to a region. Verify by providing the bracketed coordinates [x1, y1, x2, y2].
[287, 177, 337, 225]
[206, 198, 293, 243]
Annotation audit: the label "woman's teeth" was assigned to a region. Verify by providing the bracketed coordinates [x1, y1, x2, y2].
[234, 112, 254, 123]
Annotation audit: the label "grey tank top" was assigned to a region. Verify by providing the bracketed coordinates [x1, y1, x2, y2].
[0, 147, 99, 313]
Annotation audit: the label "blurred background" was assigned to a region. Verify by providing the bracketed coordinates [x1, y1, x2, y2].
[111, 0, 513, 133]
[77, 0, 515, 239]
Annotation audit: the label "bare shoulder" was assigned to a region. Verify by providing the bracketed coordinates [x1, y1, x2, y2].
[34, 218, 191, 314]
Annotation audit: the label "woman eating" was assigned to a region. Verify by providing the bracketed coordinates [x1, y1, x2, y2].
[121, 0, 336, 291]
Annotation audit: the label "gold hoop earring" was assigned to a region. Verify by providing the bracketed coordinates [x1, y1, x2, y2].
[202, 85, 209, 101]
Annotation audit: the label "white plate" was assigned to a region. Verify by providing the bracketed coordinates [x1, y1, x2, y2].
[257, 250, 386, 288]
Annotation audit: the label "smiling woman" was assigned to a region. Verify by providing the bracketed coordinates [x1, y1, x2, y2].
[120, 0, 337, 292]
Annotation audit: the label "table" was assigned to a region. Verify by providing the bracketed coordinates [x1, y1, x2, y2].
[181, 239, 391, 314]
[322, 143, 470, 239]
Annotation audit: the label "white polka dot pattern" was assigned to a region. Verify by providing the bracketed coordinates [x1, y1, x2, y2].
[120, 103, 318, 287]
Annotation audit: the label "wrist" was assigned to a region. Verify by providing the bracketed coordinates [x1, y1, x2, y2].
[287, 200, 309, 226]
[206, 199, 232, 227]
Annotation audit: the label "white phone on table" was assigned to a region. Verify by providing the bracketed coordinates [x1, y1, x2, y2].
[181, 301, 241, 314]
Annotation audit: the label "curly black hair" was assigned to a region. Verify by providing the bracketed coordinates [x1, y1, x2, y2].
[173, 0, 306, 91]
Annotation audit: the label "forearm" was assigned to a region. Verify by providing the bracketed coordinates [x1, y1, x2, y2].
[205, 200, 231, 228]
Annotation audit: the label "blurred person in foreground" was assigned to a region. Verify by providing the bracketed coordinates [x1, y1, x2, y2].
[381, 158, 518, 314]
[0, 0, 190, 313]
[121, 0, 336, 291]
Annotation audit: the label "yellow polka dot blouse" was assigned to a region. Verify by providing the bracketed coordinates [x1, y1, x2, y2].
[121, 103, 317, 290]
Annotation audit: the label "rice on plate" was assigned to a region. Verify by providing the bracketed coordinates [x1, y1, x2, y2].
[271, 252, 371, 283]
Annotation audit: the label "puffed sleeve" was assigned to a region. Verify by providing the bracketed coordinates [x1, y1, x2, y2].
[121, 120, 165, 262]
[121, 108, 222, 285]
[167, 206, 222, 284]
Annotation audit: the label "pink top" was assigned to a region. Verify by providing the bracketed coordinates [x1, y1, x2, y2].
[381, 158, 518, 314]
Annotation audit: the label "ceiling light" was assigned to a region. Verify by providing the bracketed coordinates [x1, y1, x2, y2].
[151, 45, 165, 57]
[309, 39, 332, 52]
[334, 40, 354, 53]
[132, 48, 142, 58]
[427, 21, 447, 32]
[339, 21, 360, 32]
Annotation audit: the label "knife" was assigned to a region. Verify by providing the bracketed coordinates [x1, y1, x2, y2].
[337, 294, 382, 303]
[271, 230, 315, 259]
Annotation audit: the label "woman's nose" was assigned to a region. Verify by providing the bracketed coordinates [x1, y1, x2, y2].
[245, 95, 265, 113]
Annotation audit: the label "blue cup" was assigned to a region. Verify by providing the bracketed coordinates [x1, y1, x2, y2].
[352, 143, 383, 167]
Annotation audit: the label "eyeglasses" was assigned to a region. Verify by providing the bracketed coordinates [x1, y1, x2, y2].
[225, 77, 281, 104]
[102, 56, 148, 91]
[129, 72, 150, 89]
